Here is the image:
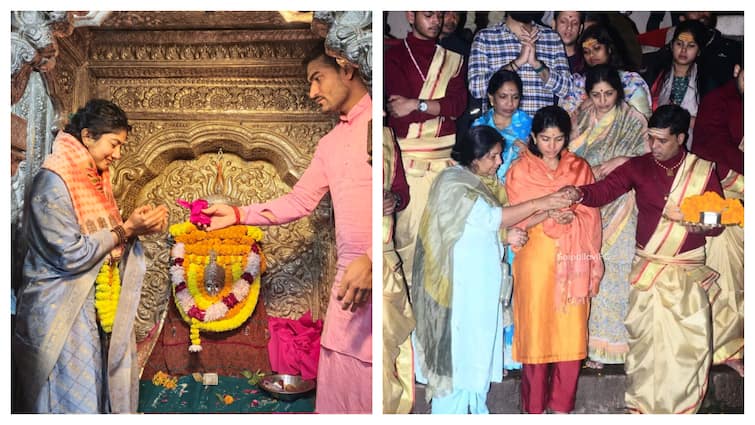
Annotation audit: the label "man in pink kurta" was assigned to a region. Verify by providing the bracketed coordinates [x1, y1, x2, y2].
[204, 46, 372, 413]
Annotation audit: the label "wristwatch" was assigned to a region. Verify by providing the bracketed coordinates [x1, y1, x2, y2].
[417, 99, 428, 113]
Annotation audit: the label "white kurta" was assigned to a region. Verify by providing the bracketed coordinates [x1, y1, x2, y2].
[431, 197, 504, 414]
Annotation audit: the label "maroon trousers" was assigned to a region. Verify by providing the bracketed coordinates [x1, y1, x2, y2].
[520, 360, 581, 413]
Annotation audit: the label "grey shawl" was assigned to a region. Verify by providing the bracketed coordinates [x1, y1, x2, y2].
[410, 165, 500, 400]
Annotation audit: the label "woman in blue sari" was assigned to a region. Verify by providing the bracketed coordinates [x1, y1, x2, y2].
[472, 68, 532, 183]
[471, 68, 532, 374]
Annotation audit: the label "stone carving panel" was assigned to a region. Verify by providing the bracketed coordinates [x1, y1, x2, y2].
[97, 11, 300, 30]
[110, 121, 333, 216]
[100, 79, 318, 114]
[115, 122, 335, 341]
[89, 41, 314, 62]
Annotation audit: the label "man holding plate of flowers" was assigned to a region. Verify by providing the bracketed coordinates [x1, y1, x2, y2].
[560, 104, 724, 413]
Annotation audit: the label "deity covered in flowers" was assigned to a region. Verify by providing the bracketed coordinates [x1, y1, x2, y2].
[169, 220, 266, 352]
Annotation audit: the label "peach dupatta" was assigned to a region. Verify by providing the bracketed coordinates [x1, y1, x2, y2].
[505, 149, 604, 306]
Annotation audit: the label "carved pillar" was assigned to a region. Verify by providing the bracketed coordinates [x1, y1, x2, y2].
[10, 114, 27, 177]
[10, 11, 77, 299]
[10, 11, 73, 104]
[313, 11, 373, 86]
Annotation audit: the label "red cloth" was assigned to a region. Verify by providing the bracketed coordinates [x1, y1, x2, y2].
[267, 311, 323, 380]
[579, 151, 724, 252]
[384, 32, 467, 138]
[637, 27, 672, 48]
[692, 79, 744, 178]
[521, 360, 581, 413]
[141, 299, 271, 379]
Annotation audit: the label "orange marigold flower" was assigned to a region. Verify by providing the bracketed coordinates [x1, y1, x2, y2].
[223, 395, 234, 404]
[680, 191, 743, 225]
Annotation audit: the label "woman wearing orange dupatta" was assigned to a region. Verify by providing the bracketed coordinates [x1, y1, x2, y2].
[505, 106, 604, 414]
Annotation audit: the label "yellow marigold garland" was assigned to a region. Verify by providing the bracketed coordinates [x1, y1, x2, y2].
[94, 260, 120, 333]
[680, 191, 744, 226]
[169, 222, 265, 352]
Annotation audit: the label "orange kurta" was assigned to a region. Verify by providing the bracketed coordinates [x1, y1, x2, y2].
[512, 225, 589, 363]
[506, 149, 603, 364]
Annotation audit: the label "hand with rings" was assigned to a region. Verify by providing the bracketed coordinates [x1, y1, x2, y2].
[548, 209, 576, 225]
[507, 227, 529, 248]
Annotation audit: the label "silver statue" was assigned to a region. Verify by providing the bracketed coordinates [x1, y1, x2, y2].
[204, 250, 225, 296]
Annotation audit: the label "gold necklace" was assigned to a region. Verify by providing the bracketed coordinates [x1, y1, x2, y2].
[659, 153, 687, 201]
[654, 152, 686, 177]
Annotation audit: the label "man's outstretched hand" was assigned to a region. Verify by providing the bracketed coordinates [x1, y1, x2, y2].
[199, 204, 235, 231]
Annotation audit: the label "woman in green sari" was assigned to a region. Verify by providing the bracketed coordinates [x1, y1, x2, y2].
[569, 64, 648, 369]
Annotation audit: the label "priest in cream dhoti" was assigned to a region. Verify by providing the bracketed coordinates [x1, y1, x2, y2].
[561, 104, 724, 413]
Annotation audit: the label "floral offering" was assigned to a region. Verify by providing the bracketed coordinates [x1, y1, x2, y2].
[152, 370, 179, 389]
[680, 191, 744, 226]
[169, 221, 266, 351]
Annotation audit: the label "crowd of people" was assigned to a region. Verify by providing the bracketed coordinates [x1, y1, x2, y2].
[383, 11, 743, 414]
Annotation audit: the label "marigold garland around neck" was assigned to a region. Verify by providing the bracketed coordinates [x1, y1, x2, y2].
[95, 259, 121, 333]
[169, 221, 266, 352]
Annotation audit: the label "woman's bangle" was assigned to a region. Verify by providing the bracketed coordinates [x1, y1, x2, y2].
[231, 205, 241, 225]
[509, 60, 519, 71]
[533, 62, 547, 74]
[111, 225, 128, 246]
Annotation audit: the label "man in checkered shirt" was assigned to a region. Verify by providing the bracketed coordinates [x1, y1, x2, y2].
[468, 12, 574, 117]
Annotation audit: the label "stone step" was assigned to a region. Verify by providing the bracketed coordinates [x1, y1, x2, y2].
[411, 364, 743, 414]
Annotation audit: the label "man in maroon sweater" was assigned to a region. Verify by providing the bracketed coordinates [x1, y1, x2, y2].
[561, 104, 724, 413]
[384, 11, 467, 289]
[691, 64, 744, 377]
